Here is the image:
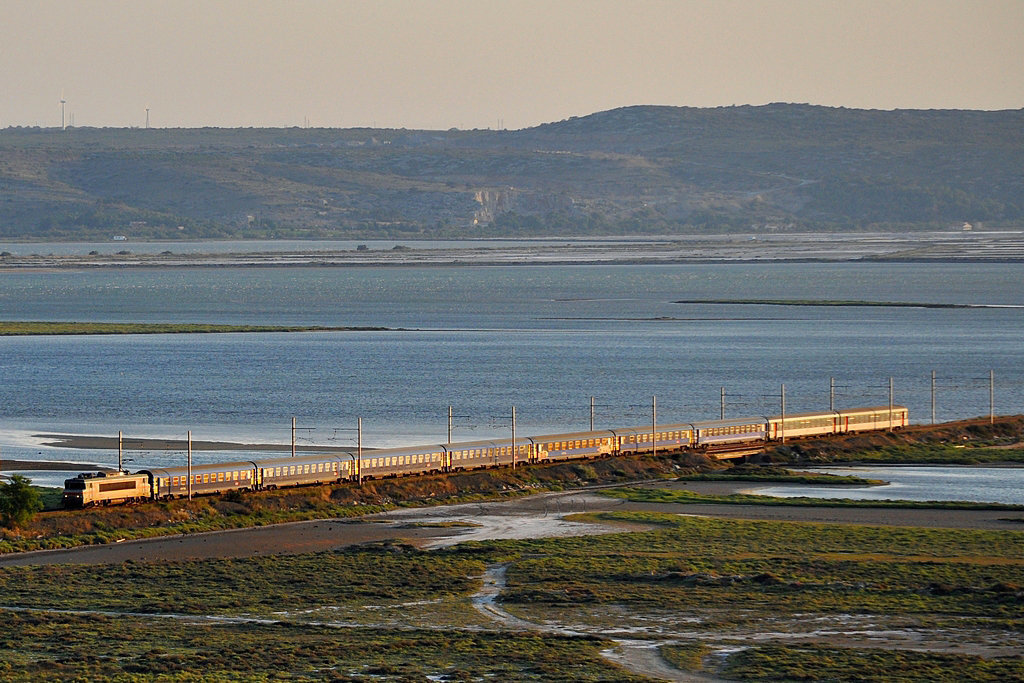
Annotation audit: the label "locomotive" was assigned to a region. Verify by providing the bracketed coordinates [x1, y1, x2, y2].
[63, 405, 907, 508]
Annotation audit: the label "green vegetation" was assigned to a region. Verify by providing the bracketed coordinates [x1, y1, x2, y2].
[2, 508, 1022, 679]
[0, 611, 636, 681]
[599, 486, 1024, 511]
[659, 642, 712, 672]
[2, 105, 1022, 240]
[484, 513, 1024, 622]
[0, 545, 484, 615]
[674, 299, 972, 308]
[815, 443, 1024, 465]
[724, 644, 1024, 682]
[0, 475, 43, 528]
[678, 465, 885, 486]
[0, 453, 697, 554]
[0, 321, 389, 336]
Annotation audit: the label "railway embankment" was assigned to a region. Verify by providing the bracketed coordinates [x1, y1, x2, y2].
[0, 450, 710, 554]
[4, 415, 1024, 555]
[764, 414, 1024, 465]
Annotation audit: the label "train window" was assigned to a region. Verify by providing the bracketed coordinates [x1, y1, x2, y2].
[202, 474, 209, 483]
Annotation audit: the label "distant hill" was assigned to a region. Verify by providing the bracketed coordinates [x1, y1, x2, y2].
[1, 104, 1021, 240]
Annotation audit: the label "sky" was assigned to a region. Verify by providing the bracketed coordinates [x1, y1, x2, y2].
[3, 0, 1023, 130]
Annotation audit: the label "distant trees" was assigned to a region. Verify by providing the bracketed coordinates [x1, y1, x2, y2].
[0, 474, 43, 528]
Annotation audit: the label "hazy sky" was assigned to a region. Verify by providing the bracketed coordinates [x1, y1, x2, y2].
[4, 0, 1023, 130]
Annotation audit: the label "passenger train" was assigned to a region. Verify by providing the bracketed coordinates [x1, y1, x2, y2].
[62, 405, 907, 508]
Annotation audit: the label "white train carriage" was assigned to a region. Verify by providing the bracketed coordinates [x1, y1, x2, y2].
[837, 405, 908, 433]
[62, 471, 152, 508]
[767, 411, 840, 441]
[357, 444, 445, 480]
[611, 423, 695, 455]
[691, 417, 768, 448]
[143, 461, 257, 500]
[530, 430, 617, 462]
[444, 438, 532, 471]
[257, 453, 352, 489]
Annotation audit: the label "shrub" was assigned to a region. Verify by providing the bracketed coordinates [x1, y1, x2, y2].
[0, 474, 44, 528]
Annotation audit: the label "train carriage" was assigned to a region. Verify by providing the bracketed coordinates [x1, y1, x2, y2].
[837, 405, 908, 433]
[766, 411, 840, 441]
[143, 461, 257, 500]
[62, 471, 152, 508]
[443, 439, 514, 471]
[358, 444, 446, 479]
[611, 423, 694, 455]
[530, 430, 617, 462]
[691, 417, 768, 448]
[257, 453, 352, 489]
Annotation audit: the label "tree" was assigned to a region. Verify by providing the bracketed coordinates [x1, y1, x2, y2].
[0, 474, 43, 528]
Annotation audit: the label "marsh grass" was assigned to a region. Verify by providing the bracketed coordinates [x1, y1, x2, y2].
[0, 611, 641, 681]
[0, 321, 387, 335]
[678, 465, 884, 486]
[470, 513, 1024, 622]
[723, 643, 1024, 682]
[0, 544, 488, 616]
[599, 486, 1024, 511]
[659, 642, 712, 671]
[828, 443, 1024, 465]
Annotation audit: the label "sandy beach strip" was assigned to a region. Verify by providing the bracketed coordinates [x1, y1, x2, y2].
[36, 433, 358, 453]
[1, 459, 109, 472]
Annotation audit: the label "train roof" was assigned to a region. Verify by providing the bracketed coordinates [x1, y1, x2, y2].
[528, 429, 617, 442]
[689, 416, 769, 429]
[141, 460, 258, 478]
[254, 452, 352, 467]
[836, 405, 908, 415]
[444, 437, 532, 451]
[765, 410, 841, 421]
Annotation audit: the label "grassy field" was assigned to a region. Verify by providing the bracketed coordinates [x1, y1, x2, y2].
[1, 511, 1022, 679]
[600, 486, 1024, 511]
[0, 612, 638, 682]
[676, 465, 885, 486]
[720, 644, 1024, 682]
[0, 321, 388, 335]
[485, 513, 1024, 622]
[815, 443, 1024, 465]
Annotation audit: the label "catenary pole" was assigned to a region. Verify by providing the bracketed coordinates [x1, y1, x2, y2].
[888, 377, 894, 431]
[721, 387, 725, 420]
[931, 370, 936, 424]
[780, 384, 786, 444]
[187, 430, 192, 500]
[652, 395, 657, 458]
[118, 430, 123, 471]
[990, 370, 995, 424]
[357, 417, 363, 486]
[590, 396, 595, 432]
[511, 406, 517, 470]
[291, 417, 296, 458]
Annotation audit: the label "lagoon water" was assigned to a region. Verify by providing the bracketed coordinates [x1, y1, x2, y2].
[749, 466, 1024, 506]
[1, 260, 1023, 495]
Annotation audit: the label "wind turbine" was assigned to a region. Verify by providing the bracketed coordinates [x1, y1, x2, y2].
[60, 90, 66, 130]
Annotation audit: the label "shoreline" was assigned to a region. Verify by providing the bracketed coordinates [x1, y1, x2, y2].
[35, 433, 357, 454]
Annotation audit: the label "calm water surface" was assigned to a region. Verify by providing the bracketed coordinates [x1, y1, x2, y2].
[749, 466, 1024, 506]
[1, 262, 1022, 490]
